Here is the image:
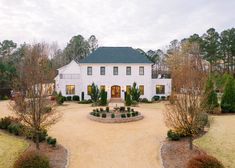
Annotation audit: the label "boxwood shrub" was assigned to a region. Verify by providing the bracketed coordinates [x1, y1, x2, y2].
[111, 113, 115, 118]
[167, 130, 180, 141]
[101, 113, 106, 118]
[73, 95, 80, 101]
[121, 113, 126, 118]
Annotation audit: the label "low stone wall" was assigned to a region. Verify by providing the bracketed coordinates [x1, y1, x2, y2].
[88, 114, 144, 123]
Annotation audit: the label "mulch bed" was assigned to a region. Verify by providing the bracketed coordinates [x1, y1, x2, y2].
[161, 138, 206, 168]
[25, 142, 68, 168]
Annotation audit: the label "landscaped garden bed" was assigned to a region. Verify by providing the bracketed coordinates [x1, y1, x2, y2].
[88, 106, 144, 123]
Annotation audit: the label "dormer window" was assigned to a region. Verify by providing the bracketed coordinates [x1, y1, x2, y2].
[113, 67, 118, 75]
[87, 67, 92, 75]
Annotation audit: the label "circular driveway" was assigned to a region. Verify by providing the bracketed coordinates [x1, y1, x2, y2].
[49, 102, 167, 168]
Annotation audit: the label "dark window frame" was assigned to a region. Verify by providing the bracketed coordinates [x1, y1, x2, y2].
[139, 66, 144, 75]
[100, 66, 105, 75]
[126, 66, 131, 75]
[113, 66, 118, 75]
[87, 67, 92, 75]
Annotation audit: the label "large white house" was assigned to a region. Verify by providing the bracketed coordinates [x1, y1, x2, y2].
[55, 47, 171, 101]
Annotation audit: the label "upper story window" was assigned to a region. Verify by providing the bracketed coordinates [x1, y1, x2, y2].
[87, 67, 92, 75]
[139, 66, 144, 75]
[100, 67, 105, 75]
[60, 74, 80, 79]
[126, 67, 131, 75]
[113, 67, 118, 75]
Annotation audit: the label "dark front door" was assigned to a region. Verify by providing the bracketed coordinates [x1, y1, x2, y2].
[111, 85, 121, 98]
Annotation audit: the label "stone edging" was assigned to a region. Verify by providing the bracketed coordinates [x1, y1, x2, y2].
[64, 148, 70, 168]
[88, 114, 144, 123]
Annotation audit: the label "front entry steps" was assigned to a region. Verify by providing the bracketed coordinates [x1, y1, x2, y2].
[109, 98, 125, 107]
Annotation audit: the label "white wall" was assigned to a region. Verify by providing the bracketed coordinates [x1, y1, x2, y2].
[55, 61, 172, 101]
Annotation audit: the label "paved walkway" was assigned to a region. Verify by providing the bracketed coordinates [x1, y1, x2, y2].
[49, 102, 167, 168]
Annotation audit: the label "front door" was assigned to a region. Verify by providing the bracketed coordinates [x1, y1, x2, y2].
[111, 85, 121, 98]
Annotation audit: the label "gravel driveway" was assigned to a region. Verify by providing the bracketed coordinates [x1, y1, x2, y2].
[49, 102, 167, 168]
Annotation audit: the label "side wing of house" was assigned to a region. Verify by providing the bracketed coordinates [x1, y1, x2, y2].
[55, 60, 82, 96]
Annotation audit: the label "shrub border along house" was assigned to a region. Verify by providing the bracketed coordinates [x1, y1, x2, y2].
[88, 107, 144, 123]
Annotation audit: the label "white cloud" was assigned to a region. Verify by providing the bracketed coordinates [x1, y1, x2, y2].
[0, 0, 235, 51]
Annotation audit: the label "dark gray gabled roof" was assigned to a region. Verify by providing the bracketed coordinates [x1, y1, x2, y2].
[80, 47, 152, 64]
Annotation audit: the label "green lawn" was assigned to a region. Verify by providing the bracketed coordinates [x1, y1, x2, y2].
[0, 131, 29, 168]
[194, 115, 235, 168]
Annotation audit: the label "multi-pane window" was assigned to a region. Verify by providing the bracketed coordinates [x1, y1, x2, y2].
[60, 74, 80, 79]
[66, 85, 75, 95]
[100, 67, 105, 75]
[139, 85, 144, 95]
[126, 85, 131, 94]
[87, 67, 92, 75]
[156, 85, 165, 94]
[139, 66, 144, 75]
[87, 85, 92, 95]
[126, 67, 131, 75]
[100, 85, 105, 91]
[113, 67, 118, 75]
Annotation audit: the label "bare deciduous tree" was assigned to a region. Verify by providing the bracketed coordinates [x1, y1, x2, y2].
[11, 43, 61, 150]
[165, 42, 208, 150]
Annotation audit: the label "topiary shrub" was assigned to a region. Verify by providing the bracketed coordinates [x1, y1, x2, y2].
[100, 108, 104, 112]
[167, 130, 180, 141]
[14, 151, 50, 168]
[101, 113, 106, 118]
[121, 114, 126, 118]
[66, 96, 72, 101]
[127, 113, 131, 117]
[187, 154, 224, 168]
[161, 96, 166, 100]
[47, 136, 57, 147]
[73, 95, 80, 101]
[100, 89, 107, 106]
[111, 113, 115, 118]
[127, 107, 131, 112]
[221, 75, 235, 113]
[106, 107, 109, 112]
[120, 107, 125, 112]
[140, 98, 151, 103]
[125, 93, 132, 106]
[152, 95, 160, 101]
[131, 82, 141, 102]
[131, 112, 136, 117]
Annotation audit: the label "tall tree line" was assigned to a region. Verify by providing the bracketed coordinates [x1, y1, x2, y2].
[140, 27, 235, 76]
[0, 35, 98, 97]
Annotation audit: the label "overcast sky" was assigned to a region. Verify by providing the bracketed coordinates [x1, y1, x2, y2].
[0, 0, 234, 51]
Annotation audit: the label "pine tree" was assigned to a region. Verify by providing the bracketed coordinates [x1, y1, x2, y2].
[221, 75, 235, 113]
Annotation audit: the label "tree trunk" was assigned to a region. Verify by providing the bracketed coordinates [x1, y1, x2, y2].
[35, 131, 40, 150]
[189, 136, 193, 150]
